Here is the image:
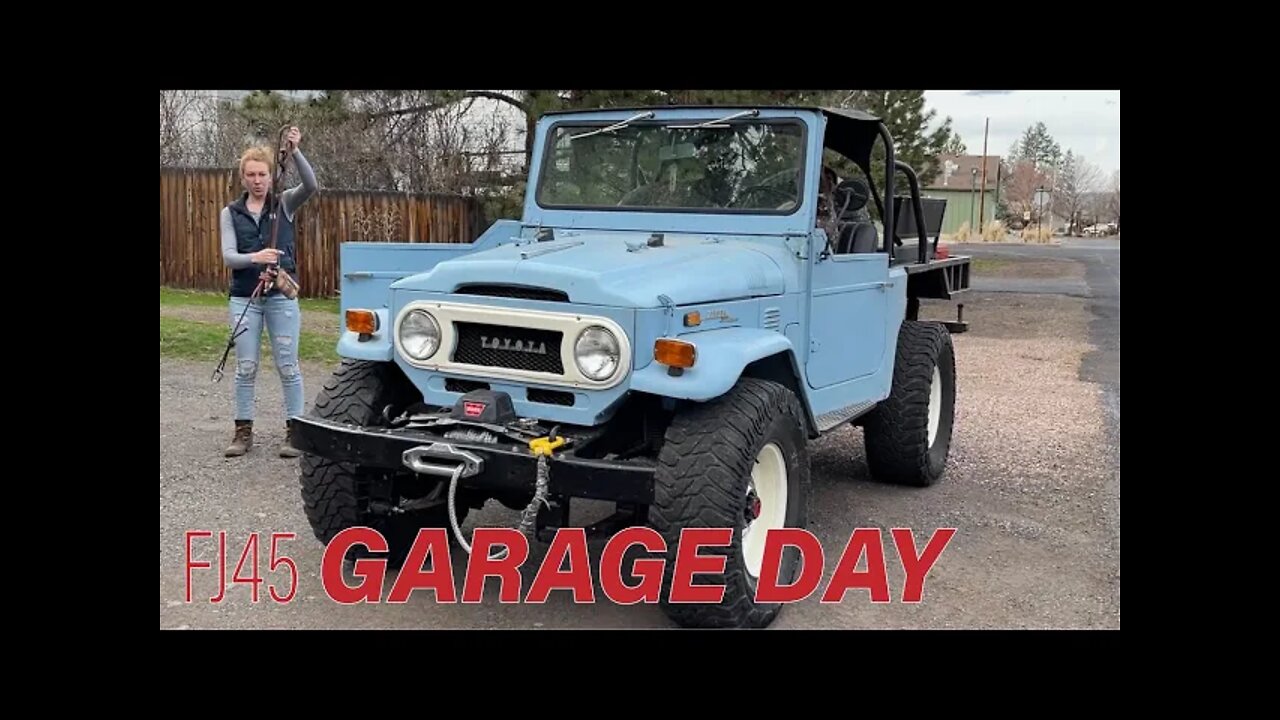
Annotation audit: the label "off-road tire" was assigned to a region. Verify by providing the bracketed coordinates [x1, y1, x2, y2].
[863, 320, 956, 487]
[650, 378, 810, 628]
[298, 359, 465, 565]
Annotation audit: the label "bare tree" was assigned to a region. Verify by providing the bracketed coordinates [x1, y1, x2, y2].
[160, 90, 213, 166]
[362, 90, 531, 167]
[1077, 192, 1102, 227]
[425, 99, 478, 192]
[161, 90, 527, 210]
[341, 90, 454, 191]
[1003, 160, 1051, 223]
[207, 91, 466, 192]
[471, 105, 518, 178]
[1053, 151, 1104, 235]
[1108, 169, 1120, 232]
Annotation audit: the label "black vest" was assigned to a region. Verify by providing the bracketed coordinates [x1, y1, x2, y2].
[226, 192, 297, 298]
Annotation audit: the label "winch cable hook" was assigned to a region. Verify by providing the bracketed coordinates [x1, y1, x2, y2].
[447, 432, 565, 560]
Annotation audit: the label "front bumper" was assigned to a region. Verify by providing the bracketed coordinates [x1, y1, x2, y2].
[290, 416, 655, 505]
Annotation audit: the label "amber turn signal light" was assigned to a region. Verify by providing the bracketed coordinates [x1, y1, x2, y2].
[654, 339, 696, 368]
[346, 309, 379, 335]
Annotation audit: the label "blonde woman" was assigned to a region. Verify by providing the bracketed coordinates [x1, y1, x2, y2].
[219, 126, 318, 457]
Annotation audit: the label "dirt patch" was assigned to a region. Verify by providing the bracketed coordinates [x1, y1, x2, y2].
[970, 257, 1085, 280]
[920, 292, 1085, 341]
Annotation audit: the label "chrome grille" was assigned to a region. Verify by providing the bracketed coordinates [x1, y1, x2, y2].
[452, 322, 564, 374]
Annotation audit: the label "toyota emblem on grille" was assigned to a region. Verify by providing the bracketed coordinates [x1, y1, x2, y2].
[480, 335, 548, 355]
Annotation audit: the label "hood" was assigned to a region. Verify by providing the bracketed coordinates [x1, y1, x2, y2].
[394, 232, 788, 308]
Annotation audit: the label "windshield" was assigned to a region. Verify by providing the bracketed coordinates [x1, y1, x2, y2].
[536, 119, 807, 214]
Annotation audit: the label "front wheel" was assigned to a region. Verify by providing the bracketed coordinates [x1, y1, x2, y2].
[298, 359, 466, 566]
[649, 378, 810, 629]
[863, 320, 957, 487]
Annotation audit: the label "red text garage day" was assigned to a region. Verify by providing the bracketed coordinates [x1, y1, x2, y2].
[321, 526, 956, 605]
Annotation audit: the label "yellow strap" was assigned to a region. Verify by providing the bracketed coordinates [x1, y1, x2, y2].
[528, 436, 566, 456]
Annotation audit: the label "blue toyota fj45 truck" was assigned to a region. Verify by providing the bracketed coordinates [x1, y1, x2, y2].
[292, 105, 971, 628]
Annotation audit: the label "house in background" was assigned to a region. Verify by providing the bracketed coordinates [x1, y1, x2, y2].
[924, 154, 1001, 236]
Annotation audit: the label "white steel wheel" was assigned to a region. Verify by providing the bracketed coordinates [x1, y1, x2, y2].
[742, 441, 789, 580]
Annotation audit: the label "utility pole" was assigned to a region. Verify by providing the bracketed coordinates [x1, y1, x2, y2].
[994, 161, 1002, 210]
[970, 168, 977, 229]
[978, 117, 989, 230]
[1036, 185, 1045, 236]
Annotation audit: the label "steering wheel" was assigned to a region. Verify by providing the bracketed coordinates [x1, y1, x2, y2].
[617, 183, 651, 206]
[616, 180, 713, 208]
[733, 167, 800, 208]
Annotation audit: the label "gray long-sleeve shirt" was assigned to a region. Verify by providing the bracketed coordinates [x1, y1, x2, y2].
[220, 149, 318, 269]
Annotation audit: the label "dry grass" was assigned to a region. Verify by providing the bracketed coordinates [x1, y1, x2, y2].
[1019, 226, 1056, 243]
[942, 220, 1012, 243]
[981, 220, 1007, 241]
[949, 221, 975, 242]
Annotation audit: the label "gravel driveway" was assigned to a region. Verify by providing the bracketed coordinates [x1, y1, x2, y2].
[161, 255, 1119, 629]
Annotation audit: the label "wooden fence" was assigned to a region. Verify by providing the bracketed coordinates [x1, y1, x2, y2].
[160, 167, 488, 298]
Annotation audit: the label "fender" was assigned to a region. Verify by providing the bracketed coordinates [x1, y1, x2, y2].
[337, 308, 394, 361]
[630, 327, 801, 402]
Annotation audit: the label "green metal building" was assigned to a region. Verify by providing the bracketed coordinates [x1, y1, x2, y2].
[925, 154, 1002, 237]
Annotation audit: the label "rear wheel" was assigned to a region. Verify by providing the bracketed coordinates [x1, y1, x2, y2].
[649, 378, 810, 628]
[298, 359, 466, 566]
[863, 321, 957, 487]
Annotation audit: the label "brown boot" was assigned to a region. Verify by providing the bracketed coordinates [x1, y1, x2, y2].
[279, 419, 301, 458]
[225, 420, 253, 457]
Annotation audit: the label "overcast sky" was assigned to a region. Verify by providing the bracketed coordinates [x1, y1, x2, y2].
[925, 90, 1120, 176]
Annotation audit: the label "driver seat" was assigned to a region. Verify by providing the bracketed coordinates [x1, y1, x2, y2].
[833, 177, 878, 254]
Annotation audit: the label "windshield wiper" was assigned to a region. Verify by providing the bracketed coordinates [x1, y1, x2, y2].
[569, 111, 656, 140]
[669, 109, 759, 130]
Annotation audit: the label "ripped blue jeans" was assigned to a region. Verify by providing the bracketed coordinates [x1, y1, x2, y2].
[228, 294, 305, 422]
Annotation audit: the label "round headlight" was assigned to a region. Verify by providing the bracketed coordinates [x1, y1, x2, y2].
[400, 309, 440, 360]
[575, 326, 620, 381]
